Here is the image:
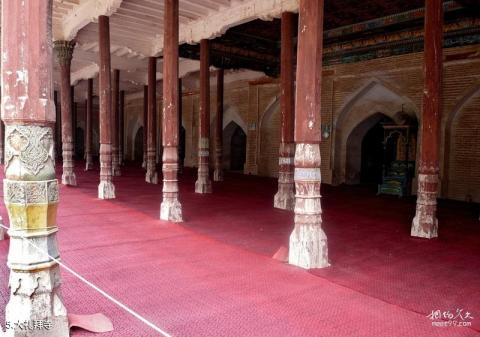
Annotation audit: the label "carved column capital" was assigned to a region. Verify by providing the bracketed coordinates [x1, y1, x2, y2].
[53, 40, 76, 65]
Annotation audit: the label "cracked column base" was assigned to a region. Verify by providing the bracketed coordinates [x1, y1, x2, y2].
[145, 169, 158, 184]
[98, 180, 116, 199]
[61, 171, 77, 186]
[195, 178, 212, 194]
[289, 225, 329, 269]
[160, 199, 183, 222]
[213, 169, 223, 182]
[274, 186, 295, 211]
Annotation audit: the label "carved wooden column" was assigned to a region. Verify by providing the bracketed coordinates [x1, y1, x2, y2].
[0, 114, 4, 165]
[161, 0, 183, 221]
[98, 15, 116, 199]
[54, 90, 61, 159]
[411, 0, 443, 238]
[213, 69, 224, 182]
[54, 40, 77, 186]
[85, 78, 94, 170]
[142, 85, 148, 168]
[146, 57, 158, 183]
[112, 69, 121, 176]
[119, 90, 125, 166]
[274, 12, 296, 211]
[289, 0, 329, 269]
[195, 39, 212, 193]
[1, 1, 70, 335]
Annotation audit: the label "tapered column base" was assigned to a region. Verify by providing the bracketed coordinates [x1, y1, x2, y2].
[411, 173, 439, 239]
[160, 199, 183, 222]
[274, 185, 295, 211]
[145, 169, 158, 184]
[61, 171, 77, 186]
[6, 266, 69, 337]
[213, 169, 223, 182]
[195, 179, 212, 194]
[98, 180, 116, 199]
[289, 225, 329, 269]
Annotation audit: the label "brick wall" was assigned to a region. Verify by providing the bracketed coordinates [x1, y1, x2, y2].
[124, 45, 480, 202]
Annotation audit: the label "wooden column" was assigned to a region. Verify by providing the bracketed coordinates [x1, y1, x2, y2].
[274, 12, 296, 211]
[178, 78, 185, 173]
[289, 0, 329, 269]
[411, 0, 443, 238]
[98, 15, 116, 199]
[119, 90, 125, 165]
[54, 90, 61, 159]
[146, 57, 158, 183]
[112, 69, 121, 176]
[160, 0, 183, 221]
[85, 78, 94, 170]
[213, 69, 224, 182]
[195, 39, 212, 193]
[142, 85, 148, 167]
[54, 40, 77, 186]
[1, 1, 69, 334]
[72, 86, 77, 158]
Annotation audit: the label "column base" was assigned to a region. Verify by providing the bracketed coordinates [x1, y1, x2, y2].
[411, 214, 438, 238]
[142, 160, 146, 169]
[145, 170, 158, 184]
[113, 166, 122, 177]
[160, 199, 183, 222]
[289, 225, 329, 269]
[213, 169, 224, 182]
[61, 171, 77, 186]
[98, 180, 116, 199]
[6, 267, 69, 337]
[85, 161, 94, 171]
[195, 179, 212, 194]
[274, 187, 295, 211]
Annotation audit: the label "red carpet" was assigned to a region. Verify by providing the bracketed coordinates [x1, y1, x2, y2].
[0, 163, 478, 337]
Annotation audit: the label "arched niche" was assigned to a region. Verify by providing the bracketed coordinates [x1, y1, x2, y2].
[258, 97, 280, 177]
[333, 79, 419, 185]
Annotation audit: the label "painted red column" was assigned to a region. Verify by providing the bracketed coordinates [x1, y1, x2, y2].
[411, 0, 443, 238]
[213, 69, 224, 182]
[146, 57, 158, 183]
[289, 0, 329, 269]
[85, 78, 94, 170]
[1, 1, 69, 334]
[54, 90, 61, 159]
[142, 85, 148, 168]
[195, 39, 212, 193]
[112, 69, 121, 176]
[161, 0, 183, 221]
[119, 90, 125, 166]
[274, 12, 296, 211]
[98, 15, 116, 199]
[54, 40, 77, 186]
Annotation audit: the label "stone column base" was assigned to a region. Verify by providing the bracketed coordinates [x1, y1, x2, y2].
[195, 178, 212, 194]
[160, 199, 183, 222]
[98, 180, 116, 199]
[411, 173, 439, 239]
[274, 185, 295, 211]
[145, 169, 158, 184]
[113, 166, 122, 177]
[61, 171, 77, 186]
[289, 225, 329, 269]
[213, 169, 223, 182]
[6, 266, 69, 337]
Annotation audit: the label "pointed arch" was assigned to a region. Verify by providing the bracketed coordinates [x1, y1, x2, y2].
[332, 79, 419, 185]
[442, 82, 480, 198]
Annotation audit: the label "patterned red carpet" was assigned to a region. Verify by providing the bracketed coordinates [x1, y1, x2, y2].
[0, 163, 478, 337]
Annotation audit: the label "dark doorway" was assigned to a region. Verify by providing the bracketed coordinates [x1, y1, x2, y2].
[361, 119, 389, 184]
[230, 126, 246, 171]
[134, 127, 144, 162]
[75, 127, 84, 160]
